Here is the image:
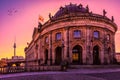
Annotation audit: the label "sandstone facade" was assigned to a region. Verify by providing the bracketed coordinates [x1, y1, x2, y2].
[25, 3, 117, 67]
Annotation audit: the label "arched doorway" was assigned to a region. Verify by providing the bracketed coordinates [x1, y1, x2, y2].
[108, 47, 112, 63]
[44, 49, 48, 64]
[93, 45, 100, 64]
[72, 45, 82, 64]
[55, 47, 62, 65]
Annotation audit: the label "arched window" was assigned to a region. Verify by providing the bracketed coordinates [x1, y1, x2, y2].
[56, 32, 61, 40]
[73, 30, 81, 38]
[45, 37, 48, 43]
[106, 34, 110, 41]
[93, 31, 99, 39]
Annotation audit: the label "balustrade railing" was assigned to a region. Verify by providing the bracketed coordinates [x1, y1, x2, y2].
[0, 65, 61, 74]
[0, 66, 25, 74]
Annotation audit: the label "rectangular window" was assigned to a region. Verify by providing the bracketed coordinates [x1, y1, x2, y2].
[56, 32, 61, 40]
[94, 31, 99, 38]
[74, 30, 81, 38]
[45, 37, 48, 43]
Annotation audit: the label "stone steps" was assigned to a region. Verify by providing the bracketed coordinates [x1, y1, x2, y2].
[69, 65, 120, 69]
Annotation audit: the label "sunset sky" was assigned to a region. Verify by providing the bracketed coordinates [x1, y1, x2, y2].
[0, 0, 120, 59]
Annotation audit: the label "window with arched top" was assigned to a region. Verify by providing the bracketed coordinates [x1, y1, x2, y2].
[45, 37, 48, 43]
[73, 30, 81, 38]
[56, 32, 61, 40]
[93, 31, 99, 39]
[106, 34, 110, 41]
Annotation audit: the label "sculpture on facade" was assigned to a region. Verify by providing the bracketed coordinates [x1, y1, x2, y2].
[103, 9, 107, 16]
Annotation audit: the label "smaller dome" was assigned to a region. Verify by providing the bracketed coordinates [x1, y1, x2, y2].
[53, 3, 89, 18]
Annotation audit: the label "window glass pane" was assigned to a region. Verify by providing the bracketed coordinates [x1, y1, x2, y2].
[74, 30, 81, 38]
[94, 31, 99, 38]
[45, 37, 48, 43]
[56, 33, 61, 40]
[107, 34, 110, 40]
[72, 53, 79, 61]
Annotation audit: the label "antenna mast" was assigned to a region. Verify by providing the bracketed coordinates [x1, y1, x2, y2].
[13, 37, 16, 57]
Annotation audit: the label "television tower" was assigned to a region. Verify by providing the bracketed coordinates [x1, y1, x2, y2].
[13, 37, 16, 57]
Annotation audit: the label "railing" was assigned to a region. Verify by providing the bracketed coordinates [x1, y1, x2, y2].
[0, 66, 25, 74]
[0, 65, 61, 74]
[26, 65, 61, 72]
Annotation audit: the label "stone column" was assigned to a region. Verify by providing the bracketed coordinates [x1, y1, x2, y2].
[86, 26, 92, 64]
[35, 43, 39, 66]
[63, 27, 69, 61]
[103, 30, 107, 64]
[38, 36, 42, 65]
[101, 47, 104, 64]
[37, 39, 41, 65]
[100, 31, 104, 64]
[49, 31, 52, 65]
[112, 34, 116, 63]
[40, 37, 44, 64]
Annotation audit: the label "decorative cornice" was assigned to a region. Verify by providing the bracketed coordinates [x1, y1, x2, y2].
[41, 13, 117, 33]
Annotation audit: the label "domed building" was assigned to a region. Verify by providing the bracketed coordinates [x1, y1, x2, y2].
[25, 3, 117, 67]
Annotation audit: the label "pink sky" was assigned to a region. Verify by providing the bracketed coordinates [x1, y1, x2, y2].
[0, 0, 120, 59]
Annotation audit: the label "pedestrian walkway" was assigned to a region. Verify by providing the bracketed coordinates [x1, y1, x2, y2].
[1, 68, 120, 80]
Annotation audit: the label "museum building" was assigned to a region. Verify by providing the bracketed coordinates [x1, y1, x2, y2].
[25, 3, 117, 67]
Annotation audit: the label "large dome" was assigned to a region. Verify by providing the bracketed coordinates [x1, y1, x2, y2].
[53, 3, 89, 18]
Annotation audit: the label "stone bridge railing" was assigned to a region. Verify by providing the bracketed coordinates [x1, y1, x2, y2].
[0, 66, 25, 74]
[0, 65, 62, 74]
[26, 65, 61, 72]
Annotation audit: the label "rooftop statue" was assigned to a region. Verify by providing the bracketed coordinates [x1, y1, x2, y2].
[103, 9, 107, 16]
[60, 6, 64, 10]
[49, 13, 53, 20]
[79, 4, 83, 8]
[111, 16, 114, 22]
[86, 5, 89, 12]
[38, 22, 42, 31]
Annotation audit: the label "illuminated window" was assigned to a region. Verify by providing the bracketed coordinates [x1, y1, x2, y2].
[72, 53, 79, 61]
[12, 64, 16, 67]
[72, 48, 79, 61]
[94, 31, 99, 38]
[45, 37, 48, 43]
[56, 32, 61, 40]
[74, 30, 81, 38]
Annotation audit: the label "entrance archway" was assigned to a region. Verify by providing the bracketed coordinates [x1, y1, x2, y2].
[55, 47, 62, 65]
[44, 49, 48, 64]
[93, 45, 100, 64]
[108, 47, 112, 63]
[72, 45, 82, 64]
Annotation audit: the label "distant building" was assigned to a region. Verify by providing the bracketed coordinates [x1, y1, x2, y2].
[116, 53, 120, 62]
[25, 3, 117, 67]
[0, 56, 25, 67]
[12, 56, 24, 60]
[0, 58, 7, 67]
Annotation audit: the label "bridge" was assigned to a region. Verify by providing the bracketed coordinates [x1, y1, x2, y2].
[7, 59, 25, 67]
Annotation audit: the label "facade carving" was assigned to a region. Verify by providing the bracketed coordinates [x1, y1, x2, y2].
[25, 3, 117, 67]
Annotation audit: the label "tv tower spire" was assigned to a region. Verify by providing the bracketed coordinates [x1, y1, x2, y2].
[13, 37, 16, 57]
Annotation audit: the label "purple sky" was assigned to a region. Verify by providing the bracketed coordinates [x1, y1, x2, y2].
[0, 0, 120, 59]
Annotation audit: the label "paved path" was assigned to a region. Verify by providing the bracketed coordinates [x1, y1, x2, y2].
[1, 68, 120, 80]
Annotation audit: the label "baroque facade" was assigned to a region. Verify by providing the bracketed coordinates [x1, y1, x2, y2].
[25, 3, 117, 67]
